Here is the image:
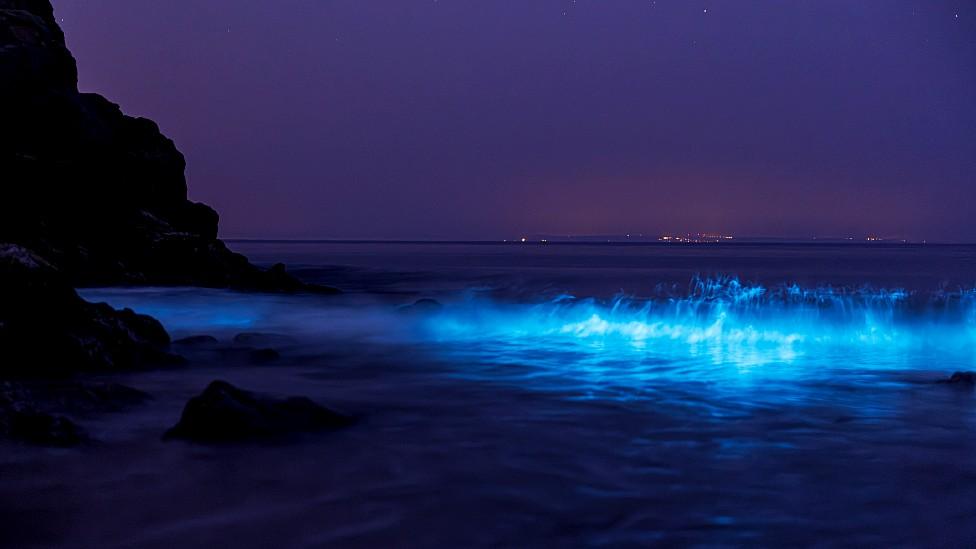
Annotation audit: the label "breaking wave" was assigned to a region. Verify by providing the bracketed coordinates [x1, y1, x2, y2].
[421, 276, 976, 369]
[82, 276, 976, 375]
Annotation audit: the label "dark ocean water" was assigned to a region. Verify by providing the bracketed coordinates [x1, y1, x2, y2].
[5, 242, 976, 547]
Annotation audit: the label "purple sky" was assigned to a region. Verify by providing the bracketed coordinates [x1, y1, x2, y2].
[53, 1, 974, 241]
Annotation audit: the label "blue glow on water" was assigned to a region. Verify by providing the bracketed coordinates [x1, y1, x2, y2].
[426, 279, 971, 350]
[415, 278, 976, 393]
[80, 287, 264, 332]
[81, 278, 976, 395]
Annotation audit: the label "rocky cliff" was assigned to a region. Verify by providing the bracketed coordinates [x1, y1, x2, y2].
[0, 1, 336, 381]
[0, 0, 328, 291]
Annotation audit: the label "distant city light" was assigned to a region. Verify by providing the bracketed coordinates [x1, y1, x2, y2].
[659, 232, 734, 243]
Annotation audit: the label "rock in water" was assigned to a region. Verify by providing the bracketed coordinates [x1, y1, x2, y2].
[164, 381, 352, 442]
[0, 407, 87, 447]
[172, 335, 220, 347]
[939, 371, 976, 387]
[0, 380, 88, 446]
[0, 243, 180, 376]
[0, 380, 150, 445]
[0, 0, 334, 293]
[1, 380, 150, 414]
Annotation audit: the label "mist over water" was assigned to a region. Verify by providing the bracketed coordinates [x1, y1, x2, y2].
[83, 272, 976, 386]
[11, 243, 976, 546]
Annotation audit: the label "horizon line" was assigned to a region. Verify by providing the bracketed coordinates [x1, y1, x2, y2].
[223, 237, 972, 246]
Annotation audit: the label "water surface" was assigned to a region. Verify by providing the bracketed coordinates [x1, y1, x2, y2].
[5, 242, 976, 547]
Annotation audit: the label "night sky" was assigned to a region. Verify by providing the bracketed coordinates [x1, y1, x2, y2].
[52, 1, 975, 241]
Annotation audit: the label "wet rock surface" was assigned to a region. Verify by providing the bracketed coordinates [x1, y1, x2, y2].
[164, 380, 352, 443]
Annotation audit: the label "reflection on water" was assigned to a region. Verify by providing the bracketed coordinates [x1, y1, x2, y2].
[7, 246, 976, 547]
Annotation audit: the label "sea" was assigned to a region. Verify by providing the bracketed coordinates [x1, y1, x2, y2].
[4, 241, 976, 547]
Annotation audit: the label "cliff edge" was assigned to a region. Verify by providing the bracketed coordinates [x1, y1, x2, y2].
[0, 0, 331, 292]
[0, 1, 336, 379]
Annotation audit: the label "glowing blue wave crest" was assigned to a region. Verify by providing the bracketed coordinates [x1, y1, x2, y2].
[423, 277, 976, 369]
[79, 278, 976, 379]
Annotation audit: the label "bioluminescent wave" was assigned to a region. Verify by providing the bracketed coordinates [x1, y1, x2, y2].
[81, 277, 976, 391]
[420, 278, 976, 378]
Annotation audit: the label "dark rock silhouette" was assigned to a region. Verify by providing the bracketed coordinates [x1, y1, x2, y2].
[939, 371, 976, 387]
[0, 380, 149, 445]
[0, 0, 334, 293]
[173, 335, 221, 347]
[0, 0, 338, 378]
[1, 379, 86, 446]
[0, 244, 180, 376]
[0, 406, 87, 447]
[164, 380, 352, 442]
[1, 380, 150, 414]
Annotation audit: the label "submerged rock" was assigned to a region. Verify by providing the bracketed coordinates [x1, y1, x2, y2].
[1, 380, 149, 412]
[0, 381, 88, 446]
[173, 335, 220, 347]
[42, 381, 151, 414]
[164, 380, 352, 442]
[0, 380, 149, 446]
[939, 371, 976, 387]
[0, 407, 87, 447]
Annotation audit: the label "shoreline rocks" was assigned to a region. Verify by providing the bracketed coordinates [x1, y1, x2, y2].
[0, 243, 181, 377]
[1, 0, 338, 382]
[164, 380, 352, 443]
[0, 380, 151, 446]
[0, 407, 88, 447]
[172, 335, 220, 347]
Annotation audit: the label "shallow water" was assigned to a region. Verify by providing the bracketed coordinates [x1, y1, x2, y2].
[4, 242, 976, 547]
